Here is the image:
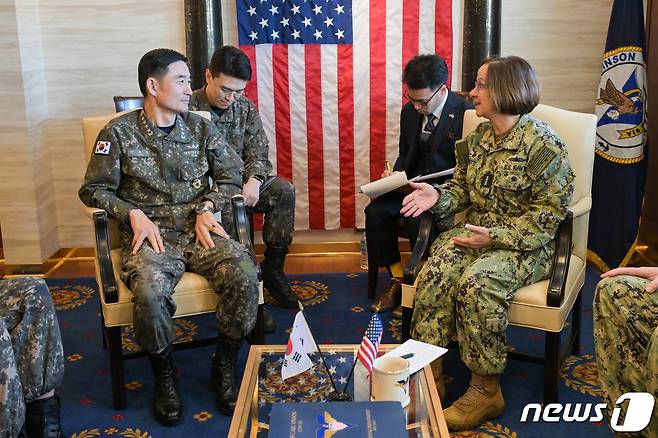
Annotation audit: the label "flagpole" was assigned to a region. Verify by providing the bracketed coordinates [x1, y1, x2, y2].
[298, 302, 350, 400]
[341, 348, 361, 394]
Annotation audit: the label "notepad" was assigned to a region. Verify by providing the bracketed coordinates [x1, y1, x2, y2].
[359, 168, 454, 198]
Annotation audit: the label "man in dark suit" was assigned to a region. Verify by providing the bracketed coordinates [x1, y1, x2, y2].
[366, 54, 472, 314]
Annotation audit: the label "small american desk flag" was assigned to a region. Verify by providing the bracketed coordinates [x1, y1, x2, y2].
[356, 313, 383, 376]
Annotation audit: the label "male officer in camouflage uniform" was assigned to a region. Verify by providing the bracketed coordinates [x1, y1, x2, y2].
[79, 48, 259, 424]
[0, 277, 64, 438]
[594, 267, 658, 437]
[189, 45, 298, 310]
[401, 56, 574, 430]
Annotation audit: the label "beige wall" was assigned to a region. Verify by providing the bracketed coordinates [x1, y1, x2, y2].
[0, 0, 630, 262]
[501, 0, 615, 113]
[0, 0, 185, 263]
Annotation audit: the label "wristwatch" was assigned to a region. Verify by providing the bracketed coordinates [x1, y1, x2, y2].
[195, 201, 214, 215]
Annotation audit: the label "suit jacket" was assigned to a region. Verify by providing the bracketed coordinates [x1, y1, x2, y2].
[394, 91, 473, 183]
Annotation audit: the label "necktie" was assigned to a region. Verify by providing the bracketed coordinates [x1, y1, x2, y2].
[420, 114, 437, 142]
[424, 114, 437, 132]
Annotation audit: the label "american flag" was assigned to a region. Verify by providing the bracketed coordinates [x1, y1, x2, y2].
[356, 313, 383, 375]
[225, 0, 453, 229]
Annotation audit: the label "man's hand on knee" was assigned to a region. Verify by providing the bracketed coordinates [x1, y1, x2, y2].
[129, 209, 165, 255]
[195, 211, 229, 249]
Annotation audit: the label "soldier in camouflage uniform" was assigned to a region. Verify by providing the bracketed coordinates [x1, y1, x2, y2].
[79, 49, 259, 424]
[189, 45, 298, 311]
[401, 56, 574, 431]
[594, 267, 658, 437]
[0, 277, 64, 438]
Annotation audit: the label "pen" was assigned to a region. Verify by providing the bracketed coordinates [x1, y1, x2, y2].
[385, 160, 393, 172]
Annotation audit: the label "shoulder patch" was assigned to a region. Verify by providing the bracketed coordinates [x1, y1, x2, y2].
[455, 139, 468, 170]
[94, 141, 111, 155]
[527, 145, 557, 179]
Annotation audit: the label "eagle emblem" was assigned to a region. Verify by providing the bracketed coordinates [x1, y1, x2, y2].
[599, 78, 639, 120]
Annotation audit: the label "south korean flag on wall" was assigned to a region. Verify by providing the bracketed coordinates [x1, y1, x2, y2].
[95, 141, 111, 155]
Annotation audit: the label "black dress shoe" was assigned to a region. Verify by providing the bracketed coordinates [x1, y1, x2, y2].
[370, 278, 402, 312]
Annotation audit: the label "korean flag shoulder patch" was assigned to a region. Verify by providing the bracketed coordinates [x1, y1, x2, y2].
[94, 141, 111, 155]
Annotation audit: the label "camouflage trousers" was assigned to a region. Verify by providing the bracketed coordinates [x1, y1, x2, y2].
[410, 225, 553, 375]
[252, 176, 295, 250]
[594, 275, 658, 438]
[121, 230, 259, 354]
[0, 277, 64, 438]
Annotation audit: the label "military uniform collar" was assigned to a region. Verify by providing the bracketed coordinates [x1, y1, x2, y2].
[138, 109, 191, 143]
[483, 113, 531, 152]
[196, 86, 240, 125]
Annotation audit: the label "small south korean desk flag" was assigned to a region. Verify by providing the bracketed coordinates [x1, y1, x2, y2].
[281, 311, 318, 380]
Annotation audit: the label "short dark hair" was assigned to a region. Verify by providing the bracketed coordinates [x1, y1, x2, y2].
[403, 54, 448, 90]
[137, 48, 188, 96]
[481, 56, 541, 115]
[207, 45, 252, 81]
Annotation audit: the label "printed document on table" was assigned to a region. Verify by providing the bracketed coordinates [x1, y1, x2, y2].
[379, 339, 448, 375]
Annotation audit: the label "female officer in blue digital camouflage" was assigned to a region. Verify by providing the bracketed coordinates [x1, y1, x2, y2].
[400, 56, 574, 431]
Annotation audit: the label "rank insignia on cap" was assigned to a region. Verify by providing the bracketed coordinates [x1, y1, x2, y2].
[192, 179, 202, 189]
[94, 141, 111, 155]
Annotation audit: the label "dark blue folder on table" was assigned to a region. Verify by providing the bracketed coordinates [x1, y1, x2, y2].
[268, 401, 407, 438]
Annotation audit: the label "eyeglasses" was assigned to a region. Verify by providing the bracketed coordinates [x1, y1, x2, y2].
[403, 84, 444, 106]
[473, 81, 489, 92]
[218, 86, 246, 99]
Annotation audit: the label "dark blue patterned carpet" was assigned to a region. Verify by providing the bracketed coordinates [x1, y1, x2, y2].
[47, 264, 612, 437]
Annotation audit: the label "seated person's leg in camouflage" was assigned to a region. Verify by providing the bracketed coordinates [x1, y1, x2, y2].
[593, 267, 658, 437]
[120, 232, 186, 426]
[186, 234, 259, 415]
[0, 277, 65, 438]
[255, 176, 297, 308]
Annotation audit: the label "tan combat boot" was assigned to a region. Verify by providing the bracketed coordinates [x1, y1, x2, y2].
[430, 358, 446, 400]
[443, 373, 504, 431]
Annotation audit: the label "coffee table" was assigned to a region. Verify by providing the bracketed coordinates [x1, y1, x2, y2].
[228, 344, 449, 437]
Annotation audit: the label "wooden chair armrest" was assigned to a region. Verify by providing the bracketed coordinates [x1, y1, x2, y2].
[546, 211, 573, 307]
[403, 211, 434, 285]
[91, 209, 119, 304]
[231, 195, 261, 281]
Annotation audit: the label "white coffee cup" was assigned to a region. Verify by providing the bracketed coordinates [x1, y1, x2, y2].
[371, 355, 410, 407]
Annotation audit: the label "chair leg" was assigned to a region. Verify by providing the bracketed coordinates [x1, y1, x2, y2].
[247, 304, 265, 345]
[101, 315, 107, 350]
[544, 331, 561, 405]
[367, 256, 378, 299]
[401, 306, 413, 342]
[571, 291, 582, 356]
[107, 325, 127, 410]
